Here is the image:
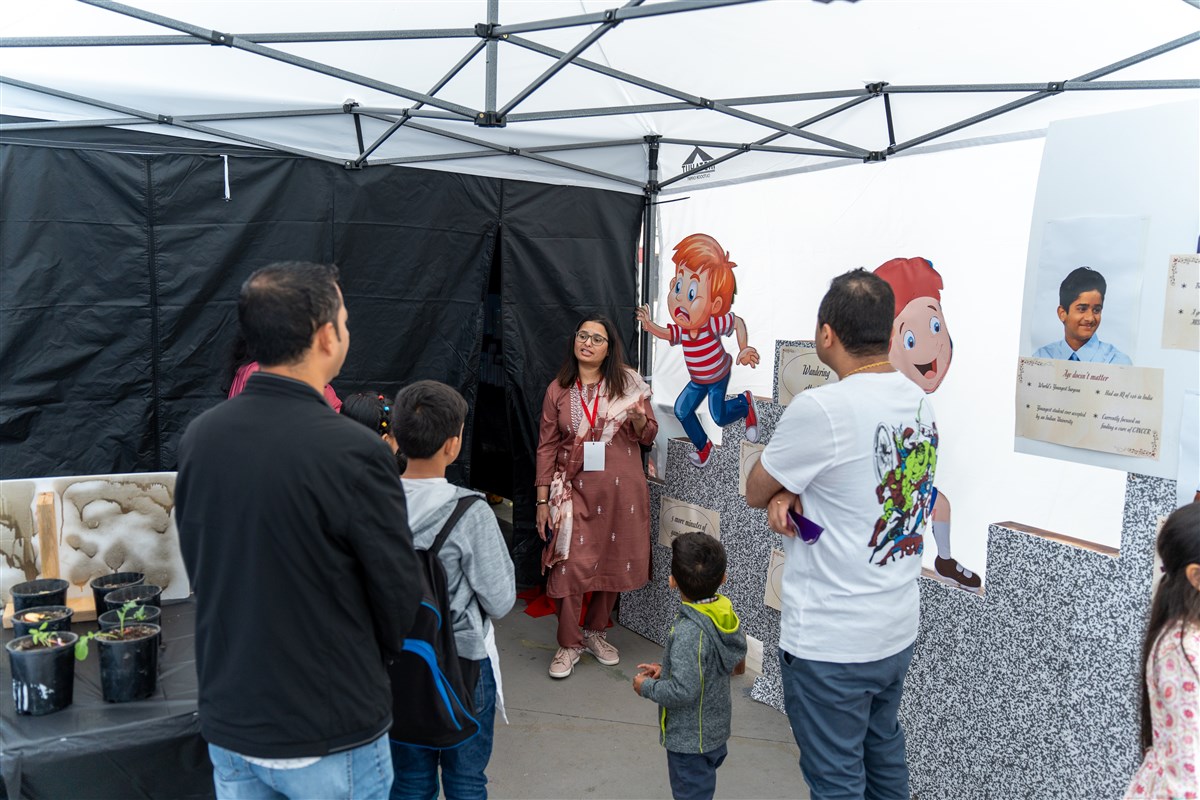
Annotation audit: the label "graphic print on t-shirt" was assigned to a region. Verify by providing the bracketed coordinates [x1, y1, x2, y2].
[870, 402, 938, 566]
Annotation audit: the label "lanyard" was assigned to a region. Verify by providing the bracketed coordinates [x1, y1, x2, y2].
[577, 380, 601, 433]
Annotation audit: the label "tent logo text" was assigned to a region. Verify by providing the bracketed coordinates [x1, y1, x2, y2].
[682, 146, 715, 180]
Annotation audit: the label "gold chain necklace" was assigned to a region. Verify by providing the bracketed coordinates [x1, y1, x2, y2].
[844, 360, 893, 377]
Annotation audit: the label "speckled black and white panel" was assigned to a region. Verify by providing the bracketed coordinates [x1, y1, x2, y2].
[901, 472, 1172, 799]
[621, 396, 790, 711]
[621, 388, 1174, 799]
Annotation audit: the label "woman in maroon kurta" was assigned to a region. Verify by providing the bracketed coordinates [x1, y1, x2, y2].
[535, 315, 658, 679]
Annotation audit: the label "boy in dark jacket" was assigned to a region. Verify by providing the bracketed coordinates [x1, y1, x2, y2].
[633, 532, 748, 800]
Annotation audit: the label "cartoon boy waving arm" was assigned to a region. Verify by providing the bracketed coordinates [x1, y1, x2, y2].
[636, 233, 759, 468]
[874, 256, 980, 591]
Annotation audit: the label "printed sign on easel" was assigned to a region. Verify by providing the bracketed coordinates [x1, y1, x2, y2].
[658, 496, 720, 547]
[1162, 254, 1200, 352]
[775, 341, 836, 405]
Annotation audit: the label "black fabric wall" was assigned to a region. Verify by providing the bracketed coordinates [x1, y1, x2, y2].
[0, 141, 643, 578]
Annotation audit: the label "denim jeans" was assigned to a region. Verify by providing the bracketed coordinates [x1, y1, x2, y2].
[666, 743, 728, 800]
[673, 374, 748, 450]
[390, 657, 496, 800]
[778, 645, 914, 800]
[207, 735, 392, 800]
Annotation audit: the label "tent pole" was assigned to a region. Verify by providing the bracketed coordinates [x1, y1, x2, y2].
[485, 0, 498, 116]
[657, 94, 873, 189]
[497, 0, 644, 120]
[79, 0, 481, 119]
[640, 136, 660, 378]
[492, 0, 759, 36]
[504, 34, 868, 156]
[352, 39, 488, 166]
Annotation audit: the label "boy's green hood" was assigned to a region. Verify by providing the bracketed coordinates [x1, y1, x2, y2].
[682, 594, 740, 634]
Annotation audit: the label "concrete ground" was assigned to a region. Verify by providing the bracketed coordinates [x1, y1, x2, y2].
[487, 602, 806, 799]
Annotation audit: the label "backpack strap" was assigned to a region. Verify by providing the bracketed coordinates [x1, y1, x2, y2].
[428, 495, 484, 558]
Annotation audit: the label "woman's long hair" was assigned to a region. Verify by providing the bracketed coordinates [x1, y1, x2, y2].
[1139, 501, 1200, 752]
[554, 314, 631, 400]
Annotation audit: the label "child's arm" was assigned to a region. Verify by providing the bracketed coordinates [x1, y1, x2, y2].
[459, 504, 517, 619]
[637, 627, 703, 708]
[733, 658, 746, 676]
[636, 304, 672, 341]
[732, 314, 759, 367]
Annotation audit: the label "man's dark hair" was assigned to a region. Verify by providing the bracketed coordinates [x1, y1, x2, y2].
[816, 268, 894, 357]
[238, 262, 342, 367]
[1058, 266, 1107, 310]
[671, 532, 726, 601]
[392, 380, 468, 460]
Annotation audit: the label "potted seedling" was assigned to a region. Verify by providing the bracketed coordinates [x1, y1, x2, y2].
[12, 605, 74, 638]
[98, 602, 160, 631]
[6, 621, 79, 715]
[76, 601, 161, 703]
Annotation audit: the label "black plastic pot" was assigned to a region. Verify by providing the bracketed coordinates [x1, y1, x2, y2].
[89, 572, 145, 613]
[104, 584, 162, 611]
[98, 604, 161, 632]
[6, 631, 79, 716]
[10, 579, 69, 613]
[98, 624, 160, 702]
[12, 605, 74, 638]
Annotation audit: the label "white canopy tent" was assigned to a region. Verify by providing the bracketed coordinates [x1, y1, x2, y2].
[2, 0, 1197, 577]
[1, 0, 1196, 195]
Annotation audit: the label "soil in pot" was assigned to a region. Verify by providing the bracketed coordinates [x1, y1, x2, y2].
[12, 605, 74, 638]
[6, 631, 79, 716]
[103, 584, 162, 611]
[89, 572, 145, 614]
[98, 605, 161, 632]
[10, 579, 70, 613]
[97, 624, 160, 703]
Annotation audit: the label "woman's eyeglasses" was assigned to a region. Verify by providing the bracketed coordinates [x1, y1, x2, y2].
[576, 331, 609, 346]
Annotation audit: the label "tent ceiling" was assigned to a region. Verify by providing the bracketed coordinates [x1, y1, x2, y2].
[1, 0, 1196, 194]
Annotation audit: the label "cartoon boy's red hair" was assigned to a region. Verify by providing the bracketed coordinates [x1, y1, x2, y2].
[672, 233, 737, 312]
[874, 257, 943, 318]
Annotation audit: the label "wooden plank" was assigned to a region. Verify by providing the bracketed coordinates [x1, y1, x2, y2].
[35, 492, 59, 579]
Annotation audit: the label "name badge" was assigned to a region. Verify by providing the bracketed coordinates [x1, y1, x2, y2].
[583, 440, 606, 471]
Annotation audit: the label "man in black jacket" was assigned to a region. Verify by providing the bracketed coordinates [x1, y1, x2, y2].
[176, 262, 420, 800]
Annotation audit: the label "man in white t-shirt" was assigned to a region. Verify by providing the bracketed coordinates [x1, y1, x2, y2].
[747, 268, 938, 800]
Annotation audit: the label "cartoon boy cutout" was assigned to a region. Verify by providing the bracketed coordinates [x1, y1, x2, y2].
[1032, 266, 1131, 364]
[637, 233, 759, 468]
[874, 257, 981, 591]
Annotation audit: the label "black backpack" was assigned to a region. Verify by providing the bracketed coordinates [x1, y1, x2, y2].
[388, 495, 484, 749]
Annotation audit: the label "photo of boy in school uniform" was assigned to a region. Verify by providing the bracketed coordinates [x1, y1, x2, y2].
[1033, 266, 1132, 364]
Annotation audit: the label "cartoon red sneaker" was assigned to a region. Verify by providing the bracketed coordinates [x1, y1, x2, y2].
[688, 441, 713, 468]
[744, 391, 759, 443]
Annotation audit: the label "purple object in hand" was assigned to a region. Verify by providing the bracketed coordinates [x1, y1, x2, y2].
[787, 508, 824, 545]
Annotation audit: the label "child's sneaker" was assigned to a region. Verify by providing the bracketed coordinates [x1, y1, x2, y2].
[688, 441, 713, 468]
[549, 646, 582, 679]
[743, 391, 759, 443]
[582, 629, 620, 666]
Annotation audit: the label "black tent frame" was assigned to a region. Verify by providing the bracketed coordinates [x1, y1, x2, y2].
[2, 0, 1197, 371]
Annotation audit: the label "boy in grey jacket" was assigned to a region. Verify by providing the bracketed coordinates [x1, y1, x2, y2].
[634, 532, 747, 800]
[389, 380, 516, 799]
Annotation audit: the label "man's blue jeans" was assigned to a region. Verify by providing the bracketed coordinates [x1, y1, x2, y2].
[207, 735, 392, 800]
[778, 644, 914, 800]
[674, 374, 748, 450]
[389, 657, 496, 800]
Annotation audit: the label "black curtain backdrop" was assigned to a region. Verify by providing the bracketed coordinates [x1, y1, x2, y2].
[0, 133, 642, 579]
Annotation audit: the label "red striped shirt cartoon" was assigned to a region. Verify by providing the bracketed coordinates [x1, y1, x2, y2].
[637, 233, 759, 468]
